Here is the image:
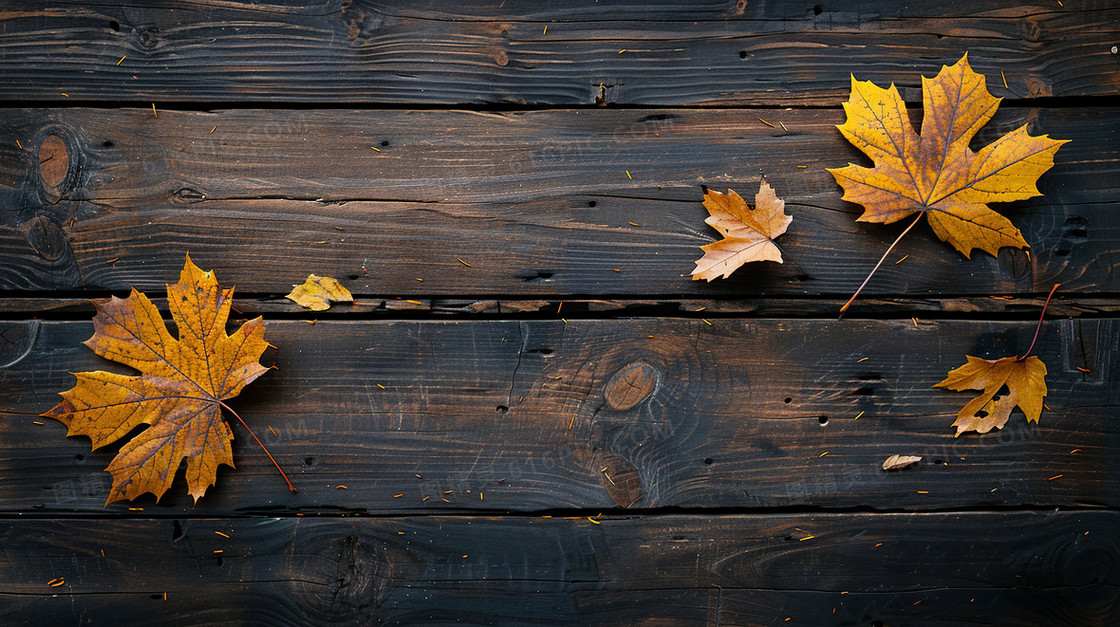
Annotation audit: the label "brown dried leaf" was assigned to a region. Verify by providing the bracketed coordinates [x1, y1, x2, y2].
[882, 454, 922, 470]
[43, 255, 270, 505]
[934, 355, 1047, 436]
[286, 274, 353, 311]
[691, 181, 791, 281]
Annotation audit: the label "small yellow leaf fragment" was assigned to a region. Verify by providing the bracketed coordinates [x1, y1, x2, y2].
[882, 454, 922, 470]
[286, 274, 354, 311]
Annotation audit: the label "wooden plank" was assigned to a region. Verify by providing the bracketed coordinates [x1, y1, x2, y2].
[0, 1, 1115, 104]
[1, 318, 1115, 515]
[0, 512, 1116, 624]
[1, 106, 1115, 298]
[3, 294, 1119, 318]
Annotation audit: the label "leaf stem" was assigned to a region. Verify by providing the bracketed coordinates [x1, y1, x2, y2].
[840, 212, 924, 316]
[218, 401, 297, 493]
[1018, 283, 1061, 361]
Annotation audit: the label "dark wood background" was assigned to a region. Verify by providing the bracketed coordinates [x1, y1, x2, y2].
[1, 1, 1117, 624]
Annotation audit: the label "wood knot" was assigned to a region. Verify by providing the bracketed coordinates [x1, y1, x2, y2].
[38, 135, 71, 203]
[598, 453, 642, 507]
[26, 215, 68, 261]
[603, 361, 659, 411]
[1026, 77, 1053, 98]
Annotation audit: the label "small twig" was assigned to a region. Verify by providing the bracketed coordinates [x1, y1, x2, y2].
[1018, 283, 1061, 361]
[218, 401, 297, 492]
[840, 212, 924, 316]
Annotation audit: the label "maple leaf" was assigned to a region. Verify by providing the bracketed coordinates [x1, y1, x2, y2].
[933, 283, 1058, 437]
[829, 53, 1068, 258]
[934, 355, 1047, 437]
[286, 274, 353, 311]
[43, 255, 274, 505]
[691, 181, 791, 281]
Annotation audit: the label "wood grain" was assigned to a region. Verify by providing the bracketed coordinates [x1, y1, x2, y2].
[0, 1, 1115, 104]
[1, 512, 1116, 625]
[2, 318, 1115, 515]
[1, 107, 1114, 298]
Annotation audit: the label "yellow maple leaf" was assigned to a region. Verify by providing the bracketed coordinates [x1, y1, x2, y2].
[286, 274, 353, 311]
[934, 355, 1048, 437]
[43, 255, 274, 505]
[829, 53, 1068, 258]
[691, 181, 791, 281]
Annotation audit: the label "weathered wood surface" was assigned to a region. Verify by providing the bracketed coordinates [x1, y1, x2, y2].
[2, 1, 1119, 623]
[0, 1, 1115, 105]
[1, 512, 1116, 625]
[2, 318, 1115, 515]
[1, 106, 1115, 299]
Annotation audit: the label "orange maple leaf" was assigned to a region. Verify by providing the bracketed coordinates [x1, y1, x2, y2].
[43, 255, 273, 505]
[934, 355, 1047, 437]
[691, 181, 791, 281]
[829, 53, 1067, 258]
